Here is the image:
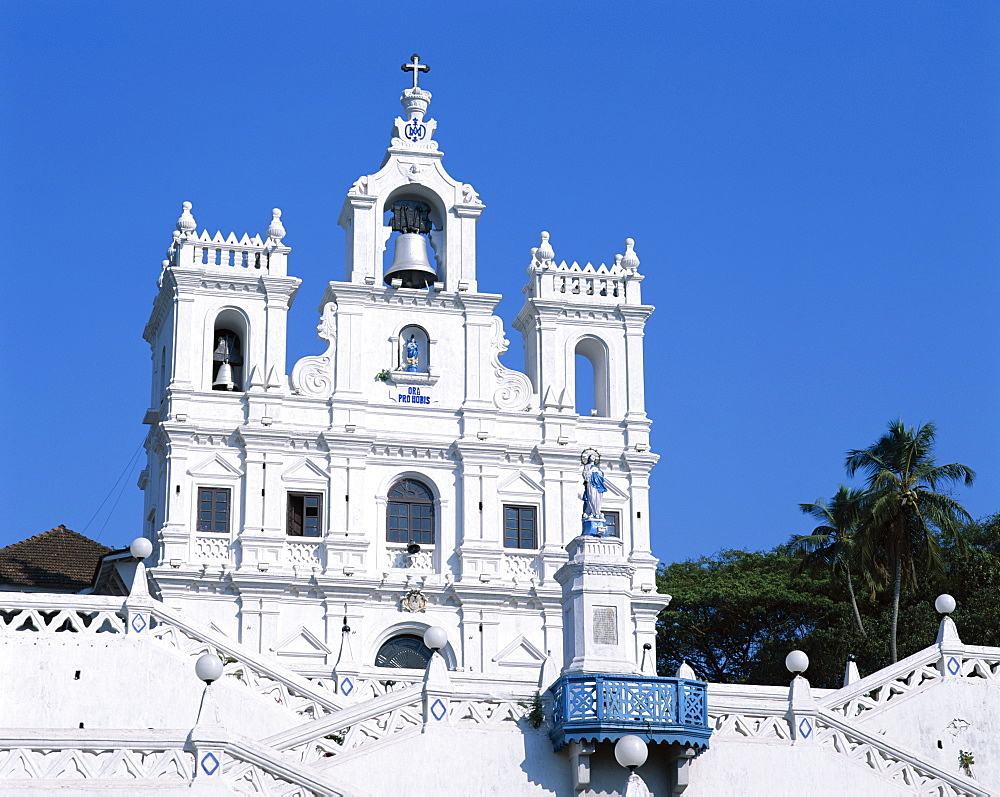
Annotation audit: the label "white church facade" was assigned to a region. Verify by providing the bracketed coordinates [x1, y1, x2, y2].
[0, 59, 997, 796]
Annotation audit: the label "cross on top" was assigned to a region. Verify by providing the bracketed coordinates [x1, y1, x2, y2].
[402, 53, 430, 89]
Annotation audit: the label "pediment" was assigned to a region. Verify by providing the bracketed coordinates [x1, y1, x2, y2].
[281, 457, 328, 484]
[602, 478, 629, 500]
[187, 454, 243, 479]
[270, 626, 331, 661]
[493, 634, 546, 668]
[497, 471, 544, 495]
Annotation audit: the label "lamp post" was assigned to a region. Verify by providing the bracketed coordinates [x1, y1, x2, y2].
[615, 734, 651, 797]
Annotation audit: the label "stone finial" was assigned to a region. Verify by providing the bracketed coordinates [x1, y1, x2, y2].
[176, 201, 197, 237]
[842, 654, 860, 686]
[267, 208, 285, 242]
[621, 238, 640, 270]
[536, 231, 555, 264]
[676, 660, 697, 680]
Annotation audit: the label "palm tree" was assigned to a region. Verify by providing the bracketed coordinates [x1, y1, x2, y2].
[846, 420, 975, 663]
[791, 485, 869, 636]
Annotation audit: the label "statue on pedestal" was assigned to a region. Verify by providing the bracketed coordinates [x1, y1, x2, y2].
[581, 449, 607, 536]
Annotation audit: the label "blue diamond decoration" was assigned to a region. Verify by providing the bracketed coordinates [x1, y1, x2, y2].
[799, 718, 812, 739]
[341, 677, 354, 696]
[131, 614, 146, 633]
[430, 698, 447, 721]
[948, 656, 960, 675]
[201, 752, 219, 776]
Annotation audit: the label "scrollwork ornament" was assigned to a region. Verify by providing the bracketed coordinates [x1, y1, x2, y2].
[291, 302, 336, 398]
[489, 317, 532, 411]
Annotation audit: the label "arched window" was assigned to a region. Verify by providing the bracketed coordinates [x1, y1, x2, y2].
[212, 328, 243, 391]
[374, 634, 432, 669]
[386, 479, 435, 545]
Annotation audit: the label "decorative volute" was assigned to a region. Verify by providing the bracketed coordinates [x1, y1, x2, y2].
[337, 54, 485, 292]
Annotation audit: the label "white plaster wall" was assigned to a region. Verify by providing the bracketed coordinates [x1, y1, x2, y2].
[859, 678, 1000, 788]
[683, 739, 917, 797]
[0, 633, 300, 739]
[326, 724, 565, 796]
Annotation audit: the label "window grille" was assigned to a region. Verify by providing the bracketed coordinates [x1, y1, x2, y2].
[503, 505, 537, 549]
[197, 488, 231, 533]
[374, 634, 433, 669]
[386, 479, 435, 544]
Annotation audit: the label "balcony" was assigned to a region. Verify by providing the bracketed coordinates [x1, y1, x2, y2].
[548, 674, 711, 751]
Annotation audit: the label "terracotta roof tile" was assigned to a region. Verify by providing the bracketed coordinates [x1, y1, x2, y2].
[0, 526, 115, 592]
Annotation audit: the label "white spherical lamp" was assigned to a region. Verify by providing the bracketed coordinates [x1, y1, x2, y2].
[785, 650, 809, 675]
[935, 594, 956, 615]
[423, 626, 448, 652]
[614, 735, 648, 770]
[195, 653, 224, 684]
[130, 537, 153, 560]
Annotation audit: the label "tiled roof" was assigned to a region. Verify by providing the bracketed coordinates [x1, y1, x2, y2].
[0, 526, 115, 592]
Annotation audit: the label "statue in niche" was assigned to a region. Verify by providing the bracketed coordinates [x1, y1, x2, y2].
[404, 334, 420, 372]
[581, 449, 608, 536]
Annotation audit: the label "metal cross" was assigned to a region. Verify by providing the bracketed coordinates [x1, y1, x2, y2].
[401, 54, 430, 89]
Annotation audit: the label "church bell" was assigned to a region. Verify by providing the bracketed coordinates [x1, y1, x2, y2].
[213, 361, 235, 391]
[384, 232, 437, 288]
[383, 199, 437, 289]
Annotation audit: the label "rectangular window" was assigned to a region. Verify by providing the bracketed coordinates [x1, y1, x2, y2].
[503, 505, 537, 549]
[197, 488, 230, 533]
[287, 492, 323, 537]
[603, 510, 621, 538]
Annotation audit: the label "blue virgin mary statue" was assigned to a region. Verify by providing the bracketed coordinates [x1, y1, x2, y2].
[581, 452, 608, 536]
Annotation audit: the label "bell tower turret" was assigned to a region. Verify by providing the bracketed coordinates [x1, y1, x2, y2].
[337, 55, 485, 293]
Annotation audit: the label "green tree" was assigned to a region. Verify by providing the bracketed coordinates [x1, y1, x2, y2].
[791, 485, 869, 636]
[846, 420, 975, 662]
[655, 549, 838, 684]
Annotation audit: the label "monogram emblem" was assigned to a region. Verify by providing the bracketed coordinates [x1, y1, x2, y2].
[404, 119, 427, 142]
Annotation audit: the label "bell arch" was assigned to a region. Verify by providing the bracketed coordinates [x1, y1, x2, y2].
[209, 308, 249, 392]
[573, 335, 610, 417]
[381, 187, 447, 288]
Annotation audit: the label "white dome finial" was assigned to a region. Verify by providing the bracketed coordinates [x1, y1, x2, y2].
[176, 201, 196, 237]
[267, 208, 286, 242]
[536, 231, 555, 264]
[621, 237, 640, 270]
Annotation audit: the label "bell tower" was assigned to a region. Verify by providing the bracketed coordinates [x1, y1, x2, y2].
[141, 204, 300, 567]
[337, 54, 485, 294]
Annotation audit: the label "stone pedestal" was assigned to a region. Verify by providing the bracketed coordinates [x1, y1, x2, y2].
[554, 535, 637, 675]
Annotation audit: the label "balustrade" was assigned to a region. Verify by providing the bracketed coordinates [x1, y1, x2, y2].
[549, 674, 711, 751]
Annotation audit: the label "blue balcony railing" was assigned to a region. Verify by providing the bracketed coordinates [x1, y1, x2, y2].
[548, 674, 711, 751]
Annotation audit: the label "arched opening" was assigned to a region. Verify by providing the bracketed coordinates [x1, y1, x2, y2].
[574, 337, 610, 417]
[386, 478, 435, 545]
[575, 353, 595, 416]
[374, 634, 433, 669]
[211, 310, 247, 392]
[381, 192, 443, 288]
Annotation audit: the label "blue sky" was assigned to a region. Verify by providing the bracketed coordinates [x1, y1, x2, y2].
[2, 2, 997, 562]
